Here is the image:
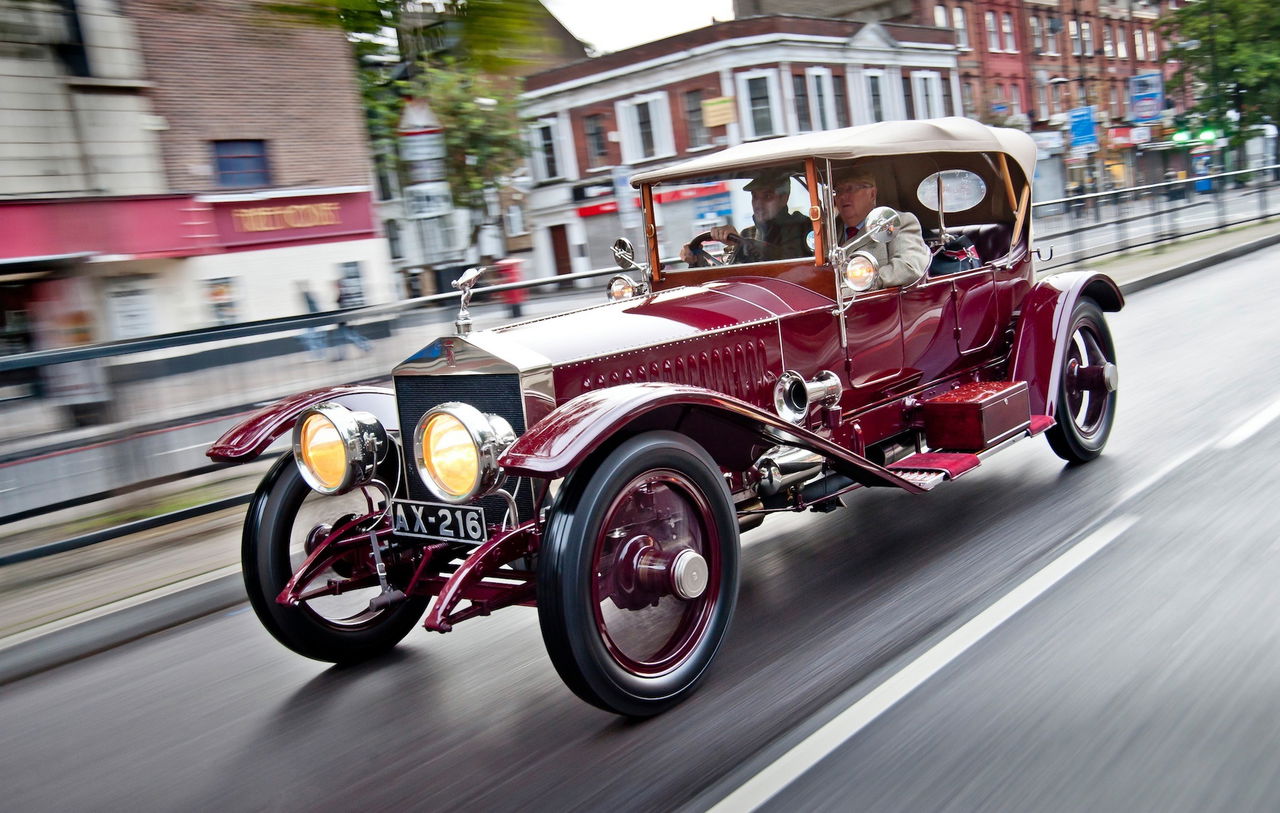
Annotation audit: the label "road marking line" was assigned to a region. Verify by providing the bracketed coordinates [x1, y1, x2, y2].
[707, 515, 1139, 813]
[1216, 395, 1280, 449]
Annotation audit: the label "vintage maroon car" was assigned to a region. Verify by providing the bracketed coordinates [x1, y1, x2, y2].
[209, 118, 1121, 716]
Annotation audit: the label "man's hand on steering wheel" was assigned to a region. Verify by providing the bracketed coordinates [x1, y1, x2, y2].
[680, 226, 742, 266]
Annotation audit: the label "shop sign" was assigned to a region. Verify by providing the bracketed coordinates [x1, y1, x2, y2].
[1030, 131, 1065, 159]
[1129, 73, 1164, 124]
[208, 191, 375, 250]
[1069, 106, 1099, 153]
[105, 277, 155, 339]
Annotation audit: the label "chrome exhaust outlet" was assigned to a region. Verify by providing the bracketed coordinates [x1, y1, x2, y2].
[774, 370, 841, 424]
[756, 446, 825, 496]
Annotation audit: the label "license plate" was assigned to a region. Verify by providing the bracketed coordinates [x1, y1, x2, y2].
[390, 500, 487, 544]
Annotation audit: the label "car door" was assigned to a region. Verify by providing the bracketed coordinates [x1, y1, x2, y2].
[841, 287, 904, 399]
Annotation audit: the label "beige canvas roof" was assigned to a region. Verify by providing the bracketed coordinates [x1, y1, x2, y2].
[631, 117, 1037, 187]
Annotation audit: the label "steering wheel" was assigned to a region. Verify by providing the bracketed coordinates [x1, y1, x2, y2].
[688, 231, 742, 266]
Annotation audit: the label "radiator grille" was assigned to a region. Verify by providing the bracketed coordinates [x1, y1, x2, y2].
[394, 373, 531, 520]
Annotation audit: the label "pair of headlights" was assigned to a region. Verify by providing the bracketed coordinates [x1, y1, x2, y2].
[292, 402, 515, 504]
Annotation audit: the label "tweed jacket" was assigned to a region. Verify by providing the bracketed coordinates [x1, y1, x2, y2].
[845, 210, 930, 289]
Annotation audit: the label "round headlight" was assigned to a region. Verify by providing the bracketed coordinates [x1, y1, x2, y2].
[414, 403, 516, 504]
[292, 403, 387, 495]
[842, 251, 880, 292]
[606, 274, 637, 301]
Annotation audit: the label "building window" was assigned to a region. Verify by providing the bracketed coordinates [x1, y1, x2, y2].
[385, 219, 402, 259]
[1070, 20, 1081, 56]
[212, 140, 269, 188]
[1010, 84, 1022, 116]
[584, 114, 609, 169]
[1147, 29, 1158, 60]
[531, 120, 560, 180]
[736, 70, 781, 139]
[684, 90, 708, 148]
[505, 203, 526, 236]
[867, 73, 885, 122]
[934, 4, 947, 28]
[986, 11, 1000, 51]
[902, 74, 915, 119]
[793, 74, 812, 132]
[616, 92, 675, 162]
[1046, 16, 1060, 55]
[1117, 26, 1128, 59]
[1082, 22, 1094, 56]
[1002, 13, 1017, 52]
[832, 75, 849, 128]
[962, 81, 975, 116]
[1036, 84, 1048, 119]
[1030, 17, 1042, 52]
[911, 71, 945, 119]
[1134, 29, 1145, 60]
[1051, 82, 1061, 113]
[1103, 26, 1114, 58]
[1110, 84, 1120, 118]
[806, 68, 836, 131]
[953, 7, 969, 49]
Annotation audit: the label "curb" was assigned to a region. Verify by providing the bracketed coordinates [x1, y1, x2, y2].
[5, 228, 1277, 685]
[1108, 227, 1280, 295]
[0, 574, 245, 686]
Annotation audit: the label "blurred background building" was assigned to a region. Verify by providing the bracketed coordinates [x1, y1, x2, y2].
[0, 0, 390, 362]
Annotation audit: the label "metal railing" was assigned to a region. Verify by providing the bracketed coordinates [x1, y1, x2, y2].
[2, 165, 1279, 562]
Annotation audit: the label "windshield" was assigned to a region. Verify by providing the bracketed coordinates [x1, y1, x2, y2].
[651, 163, 815, 268]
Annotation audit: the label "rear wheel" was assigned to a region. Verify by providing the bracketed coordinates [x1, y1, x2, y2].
[1047, 298, 1118, 464]
[242, 455, 429, 663]
[538, 432, 739, 716]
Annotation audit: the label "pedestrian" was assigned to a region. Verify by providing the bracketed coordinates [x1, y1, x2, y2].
[331, 279, 371, 360]
[296, 282, 325, 360]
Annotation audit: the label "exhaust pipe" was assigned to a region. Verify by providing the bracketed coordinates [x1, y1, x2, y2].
[773, 370, 841, 424]
[756, 446, 825, 496]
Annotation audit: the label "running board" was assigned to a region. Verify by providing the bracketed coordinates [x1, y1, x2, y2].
[887, 452, 981, 491]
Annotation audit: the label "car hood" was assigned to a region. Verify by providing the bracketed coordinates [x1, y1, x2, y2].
[490, 276, 833, 367]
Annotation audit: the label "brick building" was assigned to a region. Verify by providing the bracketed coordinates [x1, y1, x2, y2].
[518, 15, 960, 279]
[0, 0, 390, 363]
[738, 0, 1181, 187]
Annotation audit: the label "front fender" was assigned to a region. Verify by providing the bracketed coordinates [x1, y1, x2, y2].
[1010, 271, 1123, 416]
[499, 382, 925, 493]
[207, 385, 398, 463]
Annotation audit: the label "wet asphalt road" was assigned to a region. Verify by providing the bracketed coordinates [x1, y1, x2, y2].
[3, 249, 1280, 812]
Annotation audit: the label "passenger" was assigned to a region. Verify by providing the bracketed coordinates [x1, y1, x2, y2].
[679, 170, 812, 266]
[832, 167, 931, 288]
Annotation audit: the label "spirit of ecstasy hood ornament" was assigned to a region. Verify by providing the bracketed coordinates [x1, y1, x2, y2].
[452, 266, 484, 336]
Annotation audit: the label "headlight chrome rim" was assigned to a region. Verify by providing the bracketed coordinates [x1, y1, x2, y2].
[414, 402, 516, 504]
[292, 403, 388, 495]
[842, 250, 880, 292]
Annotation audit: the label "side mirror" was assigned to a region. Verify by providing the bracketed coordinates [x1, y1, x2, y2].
[864, 206, 901, 244]
[612, 237, 638, 270]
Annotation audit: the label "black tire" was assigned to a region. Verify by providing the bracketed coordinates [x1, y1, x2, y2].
[1046, 298, 1118, 464]
[537, 431, 740, 717]
[242, 454, 429, 663]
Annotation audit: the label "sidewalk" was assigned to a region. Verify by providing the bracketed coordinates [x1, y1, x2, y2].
[3, 217, 1278, 684]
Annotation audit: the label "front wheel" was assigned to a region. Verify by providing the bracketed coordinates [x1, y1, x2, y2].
[1046, 298, 1118, 464]
[242, 454, 429, 663]
[537, 432, 740, 716]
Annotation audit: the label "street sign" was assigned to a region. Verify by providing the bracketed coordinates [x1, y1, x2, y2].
[701, 97, 737, 127]
[400, 128, 447, 185]
[1069, 106, 1099, 154]
[1129, 73, 1164, 124]
[404, 181, 453, 219]
[612, 165, 641, 230]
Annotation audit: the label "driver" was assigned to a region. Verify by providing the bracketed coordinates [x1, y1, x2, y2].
[832, 167, 930, 289]
[679, 170, 812, 266]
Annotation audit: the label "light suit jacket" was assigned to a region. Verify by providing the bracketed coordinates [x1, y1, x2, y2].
[850, 210, 930, 289]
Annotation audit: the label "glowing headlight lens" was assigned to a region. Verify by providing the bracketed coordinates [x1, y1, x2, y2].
[297, 412, 348, 492]
[843, 252, 879, 292]
[419, 412, 481, 499]
[606, 274, 636, 301]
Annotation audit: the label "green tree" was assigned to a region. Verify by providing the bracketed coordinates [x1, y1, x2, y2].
[410, 59, 527, 214]
[1160, 0, 1280, 167]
